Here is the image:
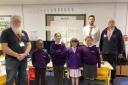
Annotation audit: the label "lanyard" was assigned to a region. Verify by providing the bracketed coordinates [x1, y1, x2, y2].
[16, 34, 22, 41]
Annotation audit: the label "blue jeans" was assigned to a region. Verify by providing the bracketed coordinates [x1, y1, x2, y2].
[5, 57, 27, 85]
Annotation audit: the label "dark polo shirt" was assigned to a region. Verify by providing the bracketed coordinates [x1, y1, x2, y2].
[1, 28, 30, 59]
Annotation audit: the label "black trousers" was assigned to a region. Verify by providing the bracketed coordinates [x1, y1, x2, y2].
[102, 54, 117, 81]
[53, 65, 64, 85]
[35, 67, 46, 85]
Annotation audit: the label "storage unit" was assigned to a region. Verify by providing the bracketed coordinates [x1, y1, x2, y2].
[116, 65, 128, 76]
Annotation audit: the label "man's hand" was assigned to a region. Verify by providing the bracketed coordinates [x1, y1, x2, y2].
[80, 67, 83, 70]
[16, 55, 22, 61]
[16, 53, 27, 61]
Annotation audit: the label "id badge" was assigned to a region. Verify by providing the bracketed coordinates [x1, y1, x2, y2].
[19, 41, 25, 47]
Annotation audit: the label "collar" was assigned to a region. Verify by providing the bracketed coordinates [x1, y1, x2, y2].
[88, 24, 96, 28]
[55, 41, 61, 44]
[36, 49, 44, 52]
[107, 27, 115, 31]
[105, 26, 117, 32]
[72, 47, 77, 49]
[84, 43, 94, 47]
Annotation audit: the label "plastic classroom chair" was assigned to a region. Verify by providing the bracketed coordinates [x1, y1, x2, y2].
[96, 67, 111, 85]
[28, 66, 35, 85]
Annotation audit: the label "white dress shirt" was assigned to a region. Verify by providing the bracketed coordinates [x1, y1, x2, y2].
[107, 28, 115, 40]
[83, 25, 100, 45]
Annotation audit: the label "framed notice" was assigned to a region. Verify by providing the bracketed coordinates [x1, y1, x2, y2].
[45, 14, 86, 43]
[0, 15, 11, 34]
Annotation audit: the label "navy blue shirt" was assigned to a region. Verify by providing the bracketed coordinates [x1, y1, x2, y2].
[1, 28, 30, 59]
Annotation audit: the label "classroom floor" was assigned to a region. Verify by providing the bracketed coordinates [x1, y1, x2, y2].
[114, 77, 128, 85]
[29, 76, 128, 85]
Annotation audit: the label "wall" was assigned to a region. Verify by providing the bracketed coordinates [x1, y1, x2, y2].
[0, 5, 23, 28]
[0, 3, 128, 40]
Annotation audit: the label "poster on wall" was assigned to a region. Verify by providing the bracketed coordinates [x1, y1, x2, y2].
[125, 16, 128, 58]
[124, 35, 128, 58]
[29, 30, 40, 40]
[0, 15, 11, 34]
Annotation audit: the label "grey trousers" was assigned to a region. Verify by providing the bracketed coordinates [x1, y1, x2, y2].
[53, 65, 64, 85]
[84, 79, 96, 85]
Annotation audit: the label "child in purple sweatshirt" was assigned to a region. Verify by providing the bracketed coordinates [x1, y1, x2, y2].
[66, 38, 81, 85]
[32, 39, 50, 85]
[81, 36, 101, 85]
[50, 32, 66, 85]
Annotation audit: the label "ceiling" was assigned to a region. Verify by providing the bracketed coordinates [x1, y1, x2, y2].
[0, 0, 128, 5]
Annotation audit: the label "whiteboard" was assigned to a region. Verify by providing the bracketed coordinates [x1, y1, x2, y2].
[48, 20, 84, 43]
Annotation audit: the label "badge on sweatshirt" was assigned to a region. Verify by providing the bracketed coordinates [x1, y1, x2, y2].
[19, 41, 25, 47]
[91, 51, 95, 53]
[104, 34, 107, 38]
[43, 56, 46, 58]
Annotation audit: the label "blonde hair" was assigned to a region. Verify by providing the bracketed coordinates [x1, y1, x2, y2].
[85, 36, 93, 41]
[54, 32, 61, 37]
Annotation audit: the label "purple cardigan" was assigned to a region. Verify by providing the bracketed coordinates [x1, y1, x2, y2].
[66, 47, 82, 69]
[50, 42, 66, 66]
[32, 49, 50, 68]
[81, 45, 101, 67]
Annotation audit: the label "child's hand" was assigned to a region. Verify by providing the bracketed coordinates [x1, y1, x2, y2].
[101, 61, 104, 64]
[80, 67, 83, 70]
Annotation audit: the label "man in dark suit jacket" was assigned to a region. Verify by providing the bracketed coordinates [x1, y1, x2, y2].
[99, 18, 124, 84]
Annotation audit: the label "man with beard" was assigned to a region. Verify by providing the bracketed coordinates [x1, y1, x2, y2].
[1, 15, 31, 85]
[83, 15, 100, 45]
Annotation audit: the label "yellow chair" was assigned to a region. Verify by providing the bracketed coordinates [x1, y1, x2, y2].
[96, 67, 111, 85]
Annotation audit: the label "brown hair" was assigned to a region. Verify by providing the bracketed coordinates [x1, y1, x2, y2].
[88, 15, 95, 20]
[85, 36, 93, 41]
[35, 39, 43, 48]
[70, 38, 79, 47]
[54, 32, 61, 37]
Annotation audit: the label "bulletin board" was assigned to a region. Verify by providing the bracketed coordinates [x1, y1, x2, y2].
[0, 15, 11, 34]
